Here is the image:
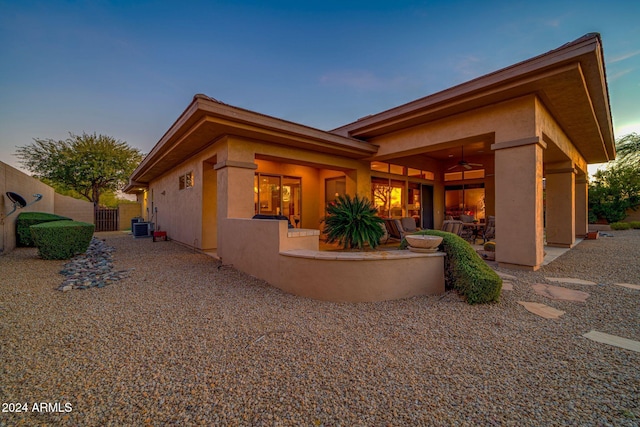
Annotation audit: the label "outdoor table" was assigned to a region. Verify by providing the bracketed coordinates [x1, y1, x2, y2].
[462, 222, 485, 243]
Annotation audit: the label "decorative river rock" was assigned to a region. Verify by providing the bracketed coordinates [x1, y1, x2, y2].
[57, 238, 132, 291]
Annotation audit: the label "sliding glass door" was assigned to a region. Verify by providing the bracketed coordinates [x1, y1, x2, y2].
[254, 174, 302, 226]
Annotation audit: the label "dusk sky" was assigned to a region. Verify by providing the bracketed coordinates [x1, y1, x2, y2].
[1, 0, 639, 172]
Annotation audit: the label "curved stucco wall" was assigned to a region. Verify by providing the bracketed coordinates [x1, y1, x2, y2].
[218, 218, 445, 302]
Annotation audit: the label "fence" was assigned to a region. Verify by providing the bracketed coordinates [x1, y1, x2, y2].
[94, 207, 119, 232]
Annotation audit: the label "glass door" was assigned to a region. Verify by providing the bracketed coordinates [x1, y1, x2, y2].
[254, 174, 302, 226]
[282, 176, 302, 227]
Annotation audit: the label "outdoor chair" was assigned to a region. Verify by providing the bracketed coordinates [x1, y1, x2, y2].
[400, 217, 421, 233]
[383, 218, 408, 241]
[459, 214, 475, 224]
[482, 216, 495, 243]
[441, 220, 464, 236]
[378, 222, 390, 244]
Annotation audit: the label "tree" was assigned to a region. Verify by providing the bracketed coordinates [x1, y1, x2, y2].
[589, 133, 640, 223]
[16, 132, 143, 206]
[615, 132, 640, 163]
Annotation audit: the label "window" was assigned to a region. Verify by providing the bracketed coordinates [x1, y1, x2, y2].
[372, 177, 404, 218]
[445, 183, 485, 220]
[444, 169, 485, 181]
[254, 173, 302, 225]
[325, 176, 346, 212]
[179, 171, 194, 190]
[372, 162, 434, 180]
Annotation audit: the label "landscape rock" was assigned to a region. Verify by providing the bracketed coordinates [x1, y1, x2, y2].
[56, 237, 132, 291]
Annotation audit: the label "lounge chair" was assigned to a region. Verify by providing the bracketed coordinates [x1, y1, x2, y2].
[383, 218, 408, 241]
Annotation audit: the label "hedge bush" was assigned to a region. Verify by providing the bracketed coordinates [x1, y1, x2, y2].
[30, 220, 95, 260]
[610, 222, 631, 230]
[400, 230, 502, 304]
[16, 212, 72, 247]
[630, 221, 640, 229]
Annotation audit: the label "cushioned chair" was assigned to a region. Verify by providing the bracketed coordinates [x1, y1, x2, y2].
[383, 218, 407, 241]
[459, 214, 475, 224]
[400, 217, 421, 233]
[441, 220, 464, 236]
[482, 216, 495, 243]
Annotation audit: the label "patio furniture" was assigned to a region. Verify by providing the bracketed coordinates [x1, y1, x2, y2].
[400, 217, 421, 233]
[379, 222, 390, 244]
[461, 222, 484, 244]
[441, 220, 464, 236]
[482, 216, 495, 243]
[460, 214, 475, 224]
[383, 218, 408, 241]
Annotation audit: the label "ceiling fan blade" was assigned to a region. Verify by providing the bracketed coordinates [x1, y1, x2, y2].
[447, 164, 459, 171]
[463, 163, 473, 170]
[468, 162, 483, 167]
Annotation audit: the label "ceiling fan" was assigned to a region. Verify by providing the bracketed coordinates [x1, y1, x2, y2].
[447, 146, 483, 171]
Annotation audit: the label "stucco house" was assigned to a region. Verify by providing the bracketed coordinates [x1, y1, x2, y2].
[125, 33, 614, 300]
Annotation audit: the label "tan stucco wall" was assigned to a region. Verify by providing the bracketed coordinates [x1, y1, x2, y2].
[624, 208, 640, 222]
[494, 140, 545, 269]
[369, 96, 537, 160]
[118, 203, 142, 231]
[1, 166, 94, 254]
[146, 148, 210, 248]
[218, 218, 445, 302]
[53, 193, 94, 224]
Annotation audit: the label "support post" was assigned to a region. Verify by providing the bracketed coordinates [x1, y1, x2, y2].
[492, 137, 546, 270]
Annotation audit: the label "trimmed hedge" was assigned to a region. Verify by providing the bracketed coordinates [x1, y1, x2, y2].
[16, 212, 72, 247]
[30, 220, 95, 260]
[630, 221, 640, 229]
[610, 222, 631, 230]
[401, 230, 502, 304]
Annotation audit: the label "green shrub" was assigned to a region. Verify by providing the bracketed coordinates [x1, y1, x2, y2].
[483, 241, 496, 252]
[400, 230, 502, 304]
[322, 194, 384, 249]
[630, 221, 640, 229]
[16, 212, 72, 247]
[609, 222, 631, 230]
[30, 220, 94, 260]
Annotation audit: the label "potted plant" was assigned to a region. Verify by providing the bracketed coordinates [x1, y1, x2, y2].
[323, 194, 384, 250]
[476, 241, 496, 261]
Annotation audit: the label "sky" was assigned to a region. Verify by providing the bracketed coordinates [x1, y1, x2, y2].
[1, 0, 639, 173]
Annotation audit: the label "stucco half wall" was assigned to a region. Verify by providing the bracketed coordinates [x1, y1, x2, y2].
[218, 218, 445, 302]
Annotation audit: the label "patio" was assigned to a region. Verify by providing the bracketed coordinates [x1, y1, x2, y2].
[1, 230, 638, 425]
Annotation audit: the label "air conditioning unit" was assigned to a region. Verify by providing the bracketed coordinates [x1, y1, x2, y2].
[131, 217, 144, 231]
[132, 222, 151, 238]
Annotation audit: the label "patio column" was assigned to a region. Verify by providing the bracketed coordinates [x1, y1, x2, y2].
[214, 159, 257, 219]
[545, 163, 576, 248]
[575, 174, 588, 237]
[492, 137, 546, 270]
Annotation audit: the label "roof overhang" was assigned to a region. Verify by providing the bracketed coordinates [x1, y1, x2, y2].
[333, 33, 615, 164]
[126, 95, 378, 191]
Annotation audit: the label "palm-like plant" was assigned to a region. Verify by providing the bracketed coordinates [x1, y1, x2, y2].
[323, 194, 384, 250]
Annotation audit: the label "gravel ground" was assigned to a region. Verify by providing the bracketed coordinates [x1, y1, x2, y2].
[1, 230, 638, 426]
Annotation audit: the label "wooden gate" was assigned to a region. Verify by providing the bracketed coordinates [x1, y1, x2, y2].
[94, 207, 119, 232]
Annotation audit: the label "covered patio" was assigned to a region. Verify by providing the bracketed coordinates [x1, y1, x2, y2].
[125, 34, 614, 301]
